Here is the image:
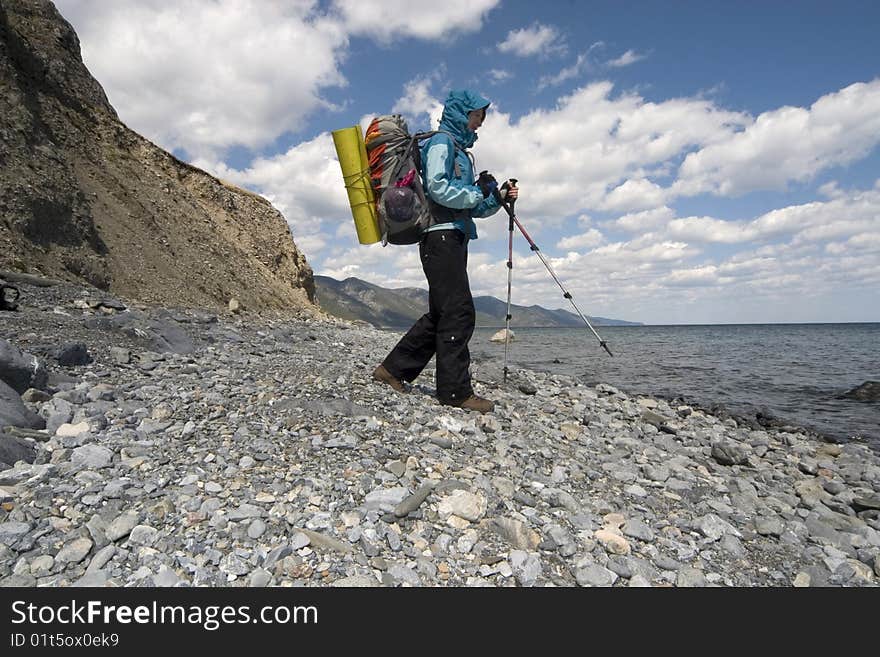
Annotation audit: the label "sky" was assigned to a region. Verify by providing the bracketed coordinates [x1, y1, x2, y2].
[54, 0, 880, 325]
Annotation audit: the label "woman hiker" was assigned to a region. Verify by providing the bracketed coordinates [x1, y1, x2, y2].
[372, 89, 518, 413]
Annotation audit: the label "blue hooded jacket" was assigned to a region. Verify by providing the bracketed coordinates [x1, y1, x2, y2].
[421, 90, 502, 239]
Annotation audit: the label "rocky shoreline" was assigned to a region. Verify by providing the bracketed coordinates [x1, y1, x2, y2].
[1, 278, 878, 587]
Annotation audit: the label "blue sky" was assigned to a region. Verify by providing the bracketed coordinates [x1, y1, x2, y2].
[55, 0, 880, 324]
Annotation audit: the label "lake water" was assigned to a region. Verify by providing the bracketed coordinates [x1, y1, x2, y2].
[470, 323, 879, 450]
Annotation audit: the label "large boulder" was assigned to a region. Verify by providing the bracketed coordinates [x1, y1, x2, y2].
[840, 381, 880, 402]
[490, 328, 515, 343]
[0, 340, 49, 393]
[84, 311, 196, 354]
[0, 379, 45, 432]
[0, 432, 37, 468]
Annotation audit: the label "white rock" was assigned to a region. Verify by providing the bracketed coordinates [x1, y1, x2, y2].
[490, 329, 515, 343]
[56, 422, 90, 438]
[128, 525, 159, 547]
[437, 489, 487, 522]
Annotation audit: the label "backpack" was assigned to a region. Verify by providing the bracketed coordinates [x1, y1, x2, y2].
[364, 115, 462, 245]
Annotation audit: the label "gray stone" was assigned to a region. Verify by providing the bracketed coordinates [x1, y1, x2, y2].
[711, 439, 749, 466]
[852, 494, 880, 512]
[21, 388, 51, 403]
[0, 380, 45, 433]
[0, 521, 32, 545]
[388, 564, 421, 586]
[509, 550, 542, 586]
[623, 519, 655, 542]
[628, 574, 652, 587]
[55, 537, 94, 565]
[841, 381, 880, 401]
[606, 556, 634, 579]
[318, 434, 358, 449]
[696, 514, 735, 541]
[296, 529, 353, 554]
[289, 531, 311, 551]
[87, 546, 116, 573]
[575, 562, 618, 587]
[643, 464, 670, 482]
[54, 342, 92, 366]
[106, 512, 139, 542]
[792, 572, 811, 587]
[395, 484, 433, 517]
[755, 516, 785, 537]
[109, 347, 131, 364]
[227, 504, 264, 520]
[429, 435, 453, 449]
[0, 340, 48, 394]
[249, 568, 272, 587]
[719, 534, 746, 557]
[676, 566, 708, 587]
[154, 566, 183, 587]
[128, 525, 159, 547]
[0, 432, 37, 468]
[641, 409, 667, 428]
[654, 554, 682, 571]
[332, 574, 380, 587]
[248, 519, 267, 539]
[73, 570, 110, 587]
[30, 555, 55, 577]
[71, 444, 113, 470]
[546, 524, 578, 556]
[491, 517, 542, 550]
[364, 487, 410, 513]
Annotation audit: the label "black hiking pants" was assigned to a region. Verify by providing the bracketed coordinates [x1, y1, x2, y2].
[382, 229, 475, 402]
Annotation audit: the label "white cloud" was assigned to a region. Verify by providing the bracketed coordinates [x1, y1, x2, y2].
[668, 184, 880, 245]
[667, 216, 752, 244]
[489, 69, 514, 84]
[497, 23, 565, 58]
[674, 79, 880, 196]
[557, 229, 605, 250]
[391, 76, 445, 129]
[610, 206, 675, 232]
[56, 0, 349, 160]
[606, 49, 646, 68]
[600, 178, 668, 212]
[661, 265, 723, 287]
[537, 54, 590, 90]
[332, 0, 499, 43]
[537, 42, 605, 90]
[54, 0, 500, 160]
[470, 82, 748, 219]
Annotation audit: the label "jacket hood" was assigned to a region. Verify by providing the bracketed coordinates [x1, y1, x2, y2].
[438, 89, 490, 149]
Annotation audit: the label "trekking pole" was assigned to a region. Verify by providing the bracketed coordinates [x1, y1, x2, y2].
[502, 180, 517, 383]
[495, 183, 613, 358]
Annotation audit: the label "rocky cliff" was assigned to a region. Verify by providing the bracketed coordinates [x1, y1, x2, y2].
[0, 0, 317, 315]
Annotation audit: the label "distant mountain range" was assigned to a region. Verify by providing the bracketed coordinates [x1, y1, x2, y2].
[314, 276, 642, 328]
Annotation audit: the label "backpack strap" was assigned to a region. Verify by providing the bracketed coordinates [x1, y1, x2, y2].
[416, 130, 469, 178]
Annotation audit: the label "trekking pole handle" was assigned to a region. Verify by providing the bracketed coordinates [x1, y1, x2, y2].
[499, 178, 518, 212]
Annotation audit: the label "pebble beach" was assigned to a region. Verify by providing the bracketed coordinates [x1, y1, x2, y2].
[1, 278, 879, 587]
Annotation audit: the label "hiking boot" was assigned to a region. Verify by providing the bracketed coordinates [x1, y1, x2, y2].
[442, 394, 495, 414]
[372, 364, 405, 393]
